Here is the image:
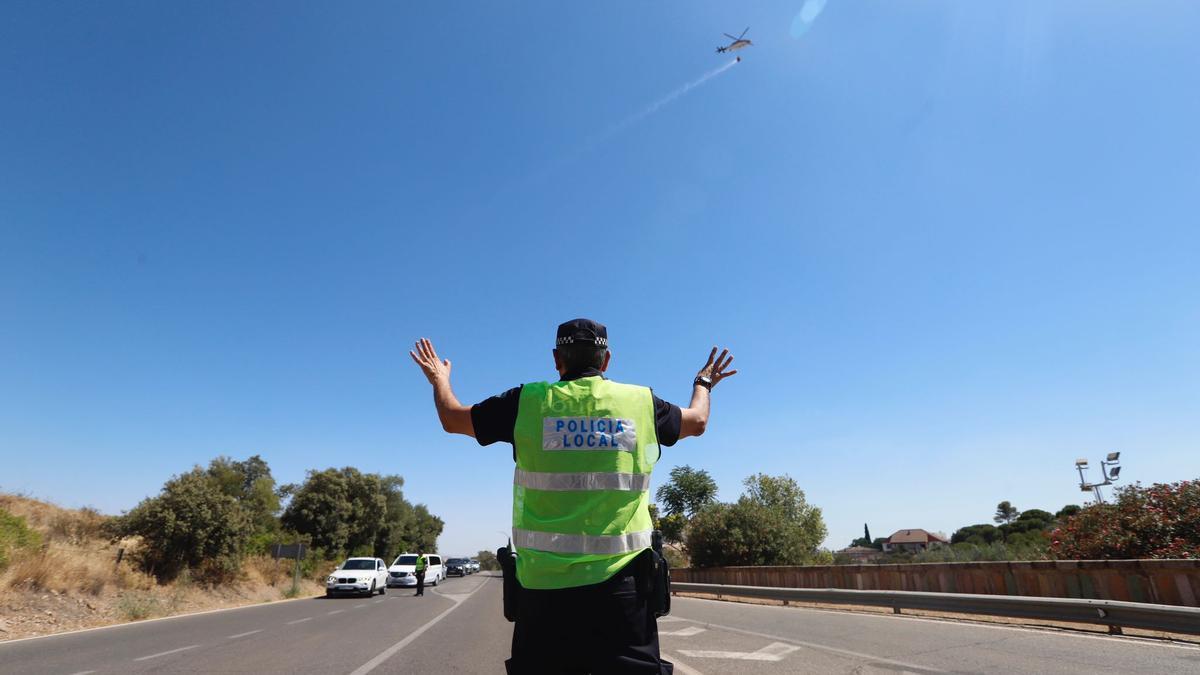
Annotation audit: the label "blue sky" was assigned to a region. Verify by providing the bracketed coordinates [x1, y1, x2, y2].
[2, 1, 1198, 557]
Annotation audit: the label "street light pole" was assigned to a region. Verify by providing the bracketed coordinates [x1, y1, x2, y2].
[1074, 452, 1122, 504]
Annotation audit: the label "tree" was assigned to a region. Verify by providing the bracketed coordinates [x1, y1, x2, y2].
[951, 523, 1000, 545]
[475, 549, 499, 571]
[1050, 481, 1200, 559]
[281, 467, 386, 556]
[1055, 504, 1082, 520]
[993, 501, 1020, 525]
[687, 473, 826, 567]
[850, 523, 878, 549]
[655, 466, 718, 518]
[205, 455, 280, 536]
[114, 467, 254, 581]
[282, 467, 442, 560]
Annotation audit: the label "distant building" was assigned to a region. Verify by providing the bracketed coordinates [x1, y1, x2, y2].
[839, 545, 883, 563]
[882, 529, 949, 553]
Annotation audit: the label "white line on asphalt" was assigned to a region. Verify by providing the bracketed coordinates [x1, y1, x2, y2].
[353, 603, 368, 609]
[660, 652, 705, 675]
[347, 576, 492, 675]
[328, 609, 345, 615]
[66, 671, 96, 675]
[679, 641, 800, 662]
[132, 644, 199, 661]
[286, 617, 312, 625]
[227, 629, 263, 639]
[659, 625, 706, 637]
[674, 616, 947, 673]
[373, 598, 387, 603]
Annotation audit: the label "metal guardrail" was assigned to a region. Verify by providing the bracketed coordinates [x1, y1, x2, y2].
[672, 582, 1200, 636]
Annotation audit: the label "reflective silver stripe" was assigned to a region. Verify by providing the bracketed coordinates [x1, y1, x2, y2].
[514, 468, 650, 492]
[513, 528, 654, 555]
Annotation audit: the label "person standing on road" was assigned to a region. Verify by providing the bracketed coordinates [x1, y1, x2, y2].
[410, 318, 736, 674]
[414, 550, 427, 597]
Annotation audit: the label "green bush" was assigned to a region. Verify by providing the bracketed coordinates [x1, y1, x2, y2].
[687, 474, 826, 567]
[112, 468, 254, 582]
[0, 508, 41, 569]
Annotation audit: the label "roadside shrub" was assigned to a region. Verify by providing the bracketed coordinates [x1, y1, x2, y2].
[687, 474, 826, 568]
[1050, 481, 1200, 559]
[0, 508, 41, 569]
[117, 591, 162, 620]
[111, 468, 254, 582]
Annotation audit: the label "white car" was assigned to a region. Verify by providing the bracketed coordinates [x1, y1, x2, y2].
[325, 557, 389, 597]
[387, 553, 444, 588]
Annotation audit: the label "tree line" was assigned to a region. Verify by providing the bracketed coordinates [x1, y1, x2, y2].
[845, 480, 1199, 563]
[109, 455, 443, 582]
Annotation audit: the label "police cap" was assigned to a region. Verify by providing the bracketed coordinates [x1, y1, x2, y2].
[555, 318, 608, 349]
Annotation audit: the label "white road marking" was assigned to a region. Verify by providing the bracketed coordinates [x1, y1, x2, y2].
[286, 617, 312, 625]
[227, 629, 263, 639]
[132, 644, 199, 661]
[353, 603, 368, 609]
[348, 576, 492, 675]
[657, 616, 686, 623]
[328, 609, 346, 615]
[660, 626, 707, 637]
[674, 616, 947, 673]
[66, 671, 96, 675]
[680, 641, 800, 662]
[660, 652, 705, 675]
[373, 598, 387, 603]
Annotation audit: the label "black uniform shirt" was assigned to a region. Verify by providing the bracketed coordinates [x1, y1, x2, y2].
[471, 367, 683, 452]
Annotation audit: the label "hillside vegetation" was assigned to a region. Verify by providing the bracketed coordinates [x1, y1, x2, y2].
[0, 490, 310, 641]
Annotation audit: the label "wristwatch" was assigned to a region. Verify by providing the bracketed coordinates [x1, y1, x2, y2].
[693, 375, 713, 390]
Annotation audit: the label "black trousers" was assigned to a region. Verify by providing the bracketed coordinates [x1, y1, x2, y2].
[506, 558, 673, 674]
[415, 571, 425, 595]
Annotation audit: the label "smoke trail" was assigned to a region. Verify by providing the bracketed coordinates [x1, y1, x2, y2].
[587, 59, 739, 149]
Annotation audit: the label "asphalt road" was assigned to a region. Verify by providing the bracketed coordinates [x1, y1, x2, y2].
[2, 572, 1198, 674]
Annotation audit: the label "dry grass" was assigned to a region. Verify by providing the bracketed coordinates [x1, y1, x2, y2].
[1, 539, 154, 596]
[0, 493, 325, 641]
[0, 494, 153, 596]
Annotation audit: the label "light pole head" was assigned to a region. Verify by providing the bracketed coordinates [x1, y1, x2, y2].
[1106, 451, 1120, 462]
[1075, 458, 1089, 468]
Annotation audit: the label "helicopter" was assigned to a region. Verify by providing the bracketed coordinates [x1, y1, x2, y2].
[716, 27, 752, 60]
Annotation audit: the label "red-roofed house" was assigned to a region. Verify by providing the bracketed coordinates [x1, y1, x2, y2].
[881, 529, 949, 553]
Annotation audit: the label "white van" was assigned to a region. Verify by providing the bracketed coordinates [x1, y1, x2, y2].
[387, 553, 444, 588]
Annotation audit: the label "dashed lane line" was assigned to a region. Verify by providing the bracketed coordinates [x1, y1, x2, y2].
[227, 629, 263, 639]
[347, 576, 493, 675]
[286, 617, 312, 625]
[132, 645, 199, 661]
[353, 603, 368, 609]
[66, 671, 96, 675]
[328, 609, 346, 615]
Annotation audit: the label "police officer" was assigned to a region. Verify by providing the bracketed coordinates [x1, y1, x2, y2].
[410, 319, 736, 674]
[414, 550, 427, 596]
